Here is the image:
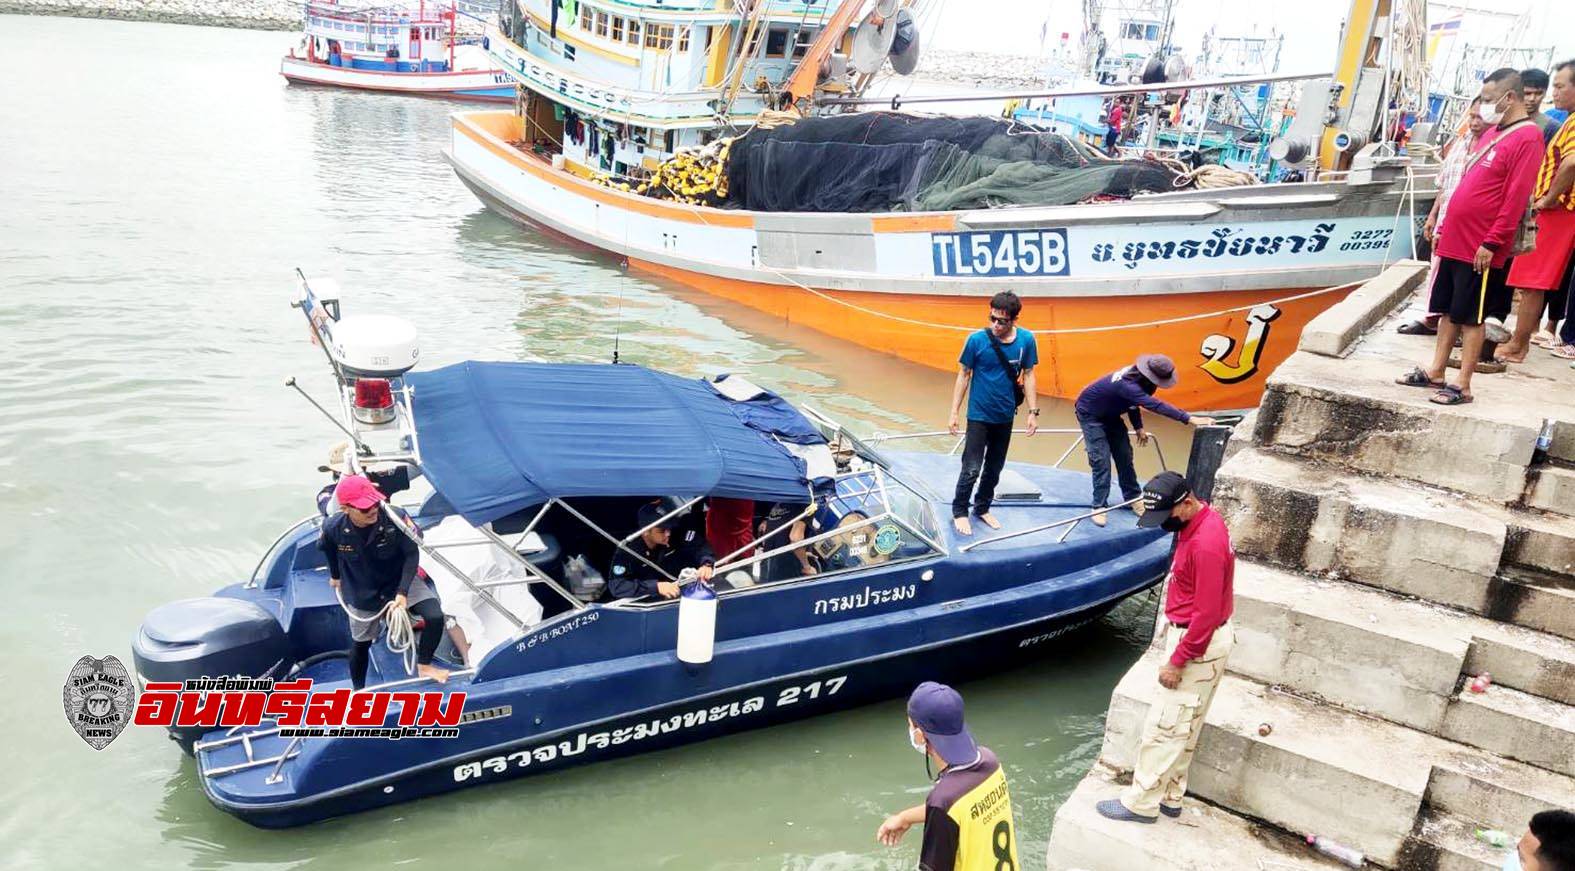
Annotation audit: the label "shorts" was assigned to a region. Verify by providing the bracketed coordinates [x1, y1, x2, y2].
[1428, 255, 1511, 327]
[345, 576, 437, 643]
[1506, 208, 1575, 291]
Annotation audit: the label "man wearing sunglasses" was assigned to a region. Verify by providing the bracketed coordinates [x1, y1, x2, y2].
[947, 291, 1039, 536]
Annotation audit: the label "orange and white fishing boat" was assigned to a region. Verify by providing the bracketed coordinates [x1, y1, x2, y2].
[445, 0, 1435, 411]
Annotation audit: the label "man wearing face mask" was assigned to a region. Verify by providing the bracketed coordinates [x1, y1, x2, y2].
[1506, 809, 1575, 871]
[1096, 471, 1235, 824]
[876, 682, 1019, 871]
[1398, 68, 1545, 405]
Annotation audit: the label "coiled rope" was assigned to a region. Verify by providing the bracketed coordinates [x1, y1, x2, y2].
[335, 585, 419, 678]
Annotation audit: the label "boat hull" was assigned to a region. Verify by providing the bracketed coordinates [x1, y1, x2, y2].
[280, 56, 514, 102]
[445, 110, 1434, 411]
[205, 594, 1135, 828]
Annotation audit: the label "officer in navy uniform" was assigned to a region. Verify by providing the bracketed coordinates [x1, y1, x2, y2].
[608, 501, 715, 600]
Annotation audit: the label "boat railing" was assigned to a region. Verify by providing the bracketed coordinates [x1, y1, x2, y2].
[869, 428, 1168, 472]
[197, 668, 477, 784]
[957, 496, 1146, 553]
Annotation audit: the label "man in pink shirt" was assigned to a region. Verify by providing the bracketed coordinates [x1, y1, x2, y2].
[1096, 471, 1235, 823]
[1397, 68, 1546, 405]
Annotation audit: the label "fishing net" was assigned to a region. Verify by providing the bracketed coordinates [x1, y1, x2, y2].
[718, 112, 1182, 212]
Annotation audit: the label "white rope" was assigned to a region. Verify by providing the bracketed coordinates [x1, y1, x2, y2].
[335, 585, 419, 677]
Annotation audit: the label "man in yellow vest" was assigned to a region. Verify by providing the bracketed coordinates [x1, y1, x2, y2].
[877, 682, 1019, 870]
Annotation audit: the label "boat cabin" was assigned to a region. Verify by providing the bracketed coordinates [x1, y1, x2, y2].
[301, 0, 459, 73]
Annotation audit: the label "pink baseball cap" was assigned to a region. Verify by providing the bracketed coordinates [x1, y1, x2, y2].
[334, 474, 386, 510]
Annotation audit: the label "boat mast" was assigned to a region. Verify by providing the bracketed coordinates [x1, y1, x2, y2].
[781, 0, 872, 105]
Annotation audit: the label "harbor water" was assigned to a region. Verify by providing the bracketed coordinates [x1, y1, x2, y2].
[0, 16, 1174, 869]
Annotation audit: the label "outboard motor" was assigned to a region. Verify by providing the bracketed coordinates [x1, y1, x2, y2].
[131, 598, 289, 754]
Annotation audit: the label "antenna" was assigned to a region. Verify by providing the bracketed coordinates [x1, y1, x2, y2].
[612, 256, 626, 365]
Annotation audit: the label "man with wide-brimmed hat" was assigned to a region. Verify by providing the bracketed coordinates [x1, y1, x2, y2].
[1072, 355, 1215, 527]
[877, 681, 1019, 870]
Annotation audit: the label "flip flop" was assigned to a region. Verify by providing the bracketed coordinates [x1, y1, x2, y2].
[1430, 385, 1474, 405]
[1395, 367, 1445, 388]
[1396, 320, 1437, 335]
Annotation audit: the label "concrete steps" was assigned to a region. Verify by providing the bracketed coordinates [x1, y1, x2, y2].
[1486, 567, 1575, 642]
[1440, 683, 1575, 777]
[1213, 447, 1575, 615]
[1526, 464, 1575, 517]
[1044, 776, 1353, 871]
[1098, 651, 1575, 867]
[1398, 809, 1506, 871]
[1253, 351, 1539, 503]
[1228, 561, 1575, 733]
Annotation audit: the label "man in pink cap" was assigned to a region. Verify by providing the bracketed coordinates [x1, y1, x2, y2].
[319, 475, 449, 688]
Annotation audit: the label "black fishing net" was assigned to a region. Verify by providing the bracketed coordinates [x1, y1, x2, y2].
[721, 112, 1181, 212]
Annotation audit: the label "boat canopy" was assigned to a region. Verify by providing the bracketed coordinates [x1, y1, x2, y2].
[408, 362, 828, 525]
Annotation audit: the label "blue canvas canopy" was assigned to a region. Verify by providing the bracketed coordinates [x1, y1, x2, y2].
[407, 362, 826, 525]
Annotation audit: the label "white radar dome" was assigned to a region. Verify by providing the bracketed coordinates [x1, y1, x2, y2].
[330, 314, 420, 378]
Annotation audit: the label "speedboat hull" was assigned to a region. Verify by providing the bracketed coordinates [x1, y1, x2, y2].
[173, 453, 1170, 827]
[204, 590, 1138, 828]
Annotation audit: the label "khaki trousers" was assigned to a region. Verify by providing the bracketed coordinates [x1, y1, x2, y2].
[1120, 621, 1234, 817]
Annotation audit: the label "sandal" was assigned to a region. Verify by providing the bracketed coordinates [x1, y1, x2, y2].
[1552, 344, 1575, 360]
[1430, 385, 1474, 405]
[1531, 330, 1556, 348]
[1396, 320, 1437, 336]
[1395, 367, 1445, 388]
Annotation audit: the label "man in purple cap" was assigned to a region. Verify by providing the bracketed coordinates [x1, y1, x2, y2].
[877, 681, 1019, 871]
[1073, 355, 1215, 527]
[320, 474, 450, 688]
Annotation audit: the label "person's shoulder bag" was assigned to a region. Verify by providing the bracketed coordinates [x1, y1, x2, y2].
[986, 333, 1026, 408]
[1462, 119, 1539, 255]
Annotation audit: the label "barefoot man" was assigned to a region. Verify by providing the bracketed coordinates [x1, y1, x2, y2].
[948, 291, 1039, 536]
[321, 474, 451, 688]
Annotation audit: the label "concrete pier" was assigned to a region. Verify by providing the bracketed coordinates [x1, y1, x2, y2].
[1046, 261, 1575, 870]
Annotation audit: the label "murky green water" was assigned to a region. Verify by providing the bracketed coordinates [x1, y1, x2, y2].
[0, 16, 1172, 869]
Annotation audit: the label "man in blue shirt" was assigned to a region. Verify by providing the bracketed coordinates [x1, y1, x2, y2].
[1073, 355, 1215, 527]
[947, 292, 1039, 536]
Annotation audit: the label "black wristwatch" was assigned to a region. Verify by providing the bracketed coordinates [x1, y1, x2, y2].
[1028, 408, 1041, 416]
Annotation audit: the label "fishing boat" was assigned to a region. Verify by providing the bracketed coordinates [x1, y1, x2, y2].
[130, 279, 1190, 827]
[281, 0, 514, 101]
[442, 0, 1436, 412]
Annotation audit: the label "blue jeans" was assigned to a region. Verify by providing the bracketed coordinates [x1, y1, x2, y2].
[1079, 413, 1140, 508]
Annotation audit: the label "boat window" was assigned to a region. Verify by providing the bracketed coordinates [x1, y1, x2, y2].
[579, 4, 592, 31]
[792, 29, 814, 60]
[764, 27, 789, 58]
[594, 11, 609, 37]
[677, 25, 690, 53]
[626, 19, 640, 45]
[645, 23, 674, 50]
[611, 16, 624, 41]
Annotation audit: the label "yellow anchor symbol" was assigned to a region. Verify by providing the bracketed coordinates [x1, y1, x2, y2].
[1199, 304, 1282, 384]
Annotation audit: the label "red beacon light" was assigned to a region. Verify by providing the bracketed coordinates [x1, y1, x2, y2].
[323, 312, 419, 426]
[352, 378, 396, 425]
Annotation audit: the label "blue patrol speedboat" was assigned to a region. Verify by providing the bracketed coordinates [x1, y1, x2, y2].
[130, 280, 1179, 828]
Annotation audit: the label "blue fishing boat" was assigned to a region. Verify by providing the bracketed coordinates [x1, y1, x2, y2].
[131, 280, 1179, 828]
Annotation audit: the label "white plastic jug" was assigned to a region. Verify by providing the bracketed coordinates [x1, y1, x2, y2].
[676, 581, 717, 665]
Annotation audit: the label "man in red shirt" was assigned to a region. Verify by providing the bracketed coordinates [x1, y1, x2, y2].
[1096, 471, 1235, 823]
[1398, 68, 1545, 405]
